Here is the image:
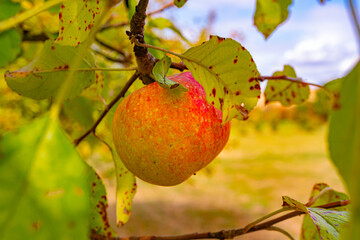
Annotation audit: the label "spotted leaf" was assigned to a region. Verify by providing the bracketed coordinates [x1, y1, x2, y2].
[5, 40, 96, 100]
[181, 35, 260, 123]
[301, 183, 350, 240]
[283, 195, 350, 240]
[89, 171, 116, 237]
[254, 0, 292, 39]
[264, 65, 310, 106]
[56, 0, 105, 46]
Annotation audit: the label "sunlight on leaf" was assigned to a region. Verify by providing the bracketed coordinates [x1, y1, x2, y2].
[56, 0, 105, 46]
[182, 35, 260, 123]
[264, 65, 310, 106]
[0, 116, 91, 239]
[5, 40, 96, 100]
[254, 0, 292, 39]
[328, 61, 360, 239]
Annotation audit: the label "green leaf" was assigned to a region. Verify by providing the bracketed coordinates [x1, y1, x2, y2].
[0, 0, 20, 21]
[264, 65, 310, 106]
[174, 0, 187, 8]
[301, 183, 350, 240]
[0, 116, 91, 239]
[0, 29, 21, 68]
[328, 61, 360, 239]
[148, 17, 191, 44]
[254, 0, 292, 39]
[99, 135, 137, 226]
[56, 0, 105, 46]
[314, 78, 343, 116]
[5, 40, 96, 100]
[181, 35, 260, 123]
[125, 0, 137, 22]
[282, 196, 350, 240]
[152, 55, 188, 91]
[89, 171, 116, 237]
[63, 96, 94, 128]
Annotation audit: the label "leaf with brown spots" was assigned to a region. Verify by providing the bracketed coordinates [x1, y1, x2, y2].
[282, 195, 350, 240]
[254, 0, 292, 39]
[181, 35, 260, 123]
[56, 0, 105, 46]
[301, 183, 350, 240]
[264, 65, 310, 106]
[5, 41, 96, 100]
[100, 135, 137, 226]
[89, 171, 116, 237]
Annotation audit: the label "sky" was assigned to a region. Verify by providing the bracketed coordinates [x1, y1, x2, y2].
[156, 0, 359, 85]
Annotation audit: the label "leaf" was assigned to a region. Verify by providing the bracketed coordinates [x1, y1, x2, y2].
[301, 183, 350, 240]
[99, 135, 137, 226]
[152, 55, 188, 91]
[89, 171, 117, 237]
[182, 35, 261, 123]
[282, 196, 350, 240]
[56, 0, 105, 46]
[264, 65, 310, 106]
[254, 0, 292, 39]
[148, 17, 191, 44]
[328, 61, 360, 239]
[314, 78, 343, 116]
[0, 116, 91, 239]
[5, 40, 96, 100]
[63, 96, 94, 128]
[125, 0, 137, 22]
[0, 29, 21, 68]
[0, 0, 20, 21]
[174, 0, 187, 8]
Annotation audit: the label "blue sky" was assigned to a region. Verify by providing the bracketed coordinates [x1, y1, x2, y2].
[155, 0, 359, 85]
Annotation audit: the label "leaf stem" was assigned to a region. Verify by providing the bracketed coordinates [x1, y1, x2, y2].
[0, 0, 64, 33]
[306, 187, 333, 207]
[74, 71, 140, 146]
[27, 67, 138, 74]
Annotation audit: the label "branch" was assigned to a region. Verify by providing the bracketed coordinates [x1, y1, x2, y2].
[129, 0, 156, 84]
[257, 75, 326, 89]
[74, 71, 140, 146]
[170, 62, 188, 71]
[90, 200, 350, 240]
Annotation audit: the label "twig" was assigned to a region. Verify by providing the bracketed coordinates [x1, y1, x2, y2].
[90, 200, 350, 240]
[266, 226, 295, 240]
[74, 71, 140, 146]
[170, 62, 187, 71]
[95, 36, 127, 57]
[347, 0, 360, 48]
[147, 2, 174, 16]
[257, 75, 325, 89]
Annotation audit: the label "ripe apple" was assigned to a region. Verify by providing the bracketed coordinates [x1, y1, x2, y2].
[112, 72, 231, 186]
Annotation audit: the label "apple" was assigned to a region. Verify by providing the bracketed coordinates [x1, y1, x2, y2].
[112, 71, 231, 186]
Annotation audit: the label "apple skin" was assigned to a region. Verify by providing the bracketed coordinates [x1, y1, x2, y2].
[112, 72, 231, 186]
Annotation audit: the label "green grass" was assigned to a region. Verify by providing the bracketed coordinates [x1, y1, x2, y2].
[104, 122, 345, 240]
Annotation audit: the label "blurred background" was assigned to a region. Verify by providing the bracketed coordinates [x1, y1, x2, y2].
[1, 0, 359, 239]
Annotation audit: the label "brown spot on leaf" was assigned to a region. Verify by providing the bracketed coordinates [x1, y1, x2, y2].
[212, 88, 216, 97]
[249, 77, 255, 82]
[270, 86, 275, 91]
[286, 98, 291, 104]
[235, 90, 241, 96]
[51, 46, 55, 50]
[223, 87, 229, 94]
[233, 59, 238, 64]
[255, 84, 260, 90]
[209, 65, 213, 70]
[216, 36, 225, 43]
[291, 91, 296, 98]
[250, 86, 254, 90]
[219, 98, 224, 109]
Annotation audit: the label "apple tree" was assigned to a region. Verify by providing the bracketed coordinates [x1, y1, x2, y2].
[0, 0, 359, 239]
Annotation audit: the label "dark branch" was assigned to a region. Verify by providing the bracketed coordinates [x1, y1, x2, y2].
[147, 1, 174, 16]
[90, 200, 350, 240]
[129, 0, 156, 84]
[170, 62, 187, 71]
[74, 71, 140, 146]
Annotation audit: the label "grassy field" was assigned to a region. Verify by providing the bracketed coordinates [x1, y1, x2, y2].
[104, 121, 345, 240]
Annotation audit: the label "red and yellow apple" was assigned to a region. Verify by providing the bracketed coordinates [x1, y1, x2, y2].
[112, 72, 231, 186]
